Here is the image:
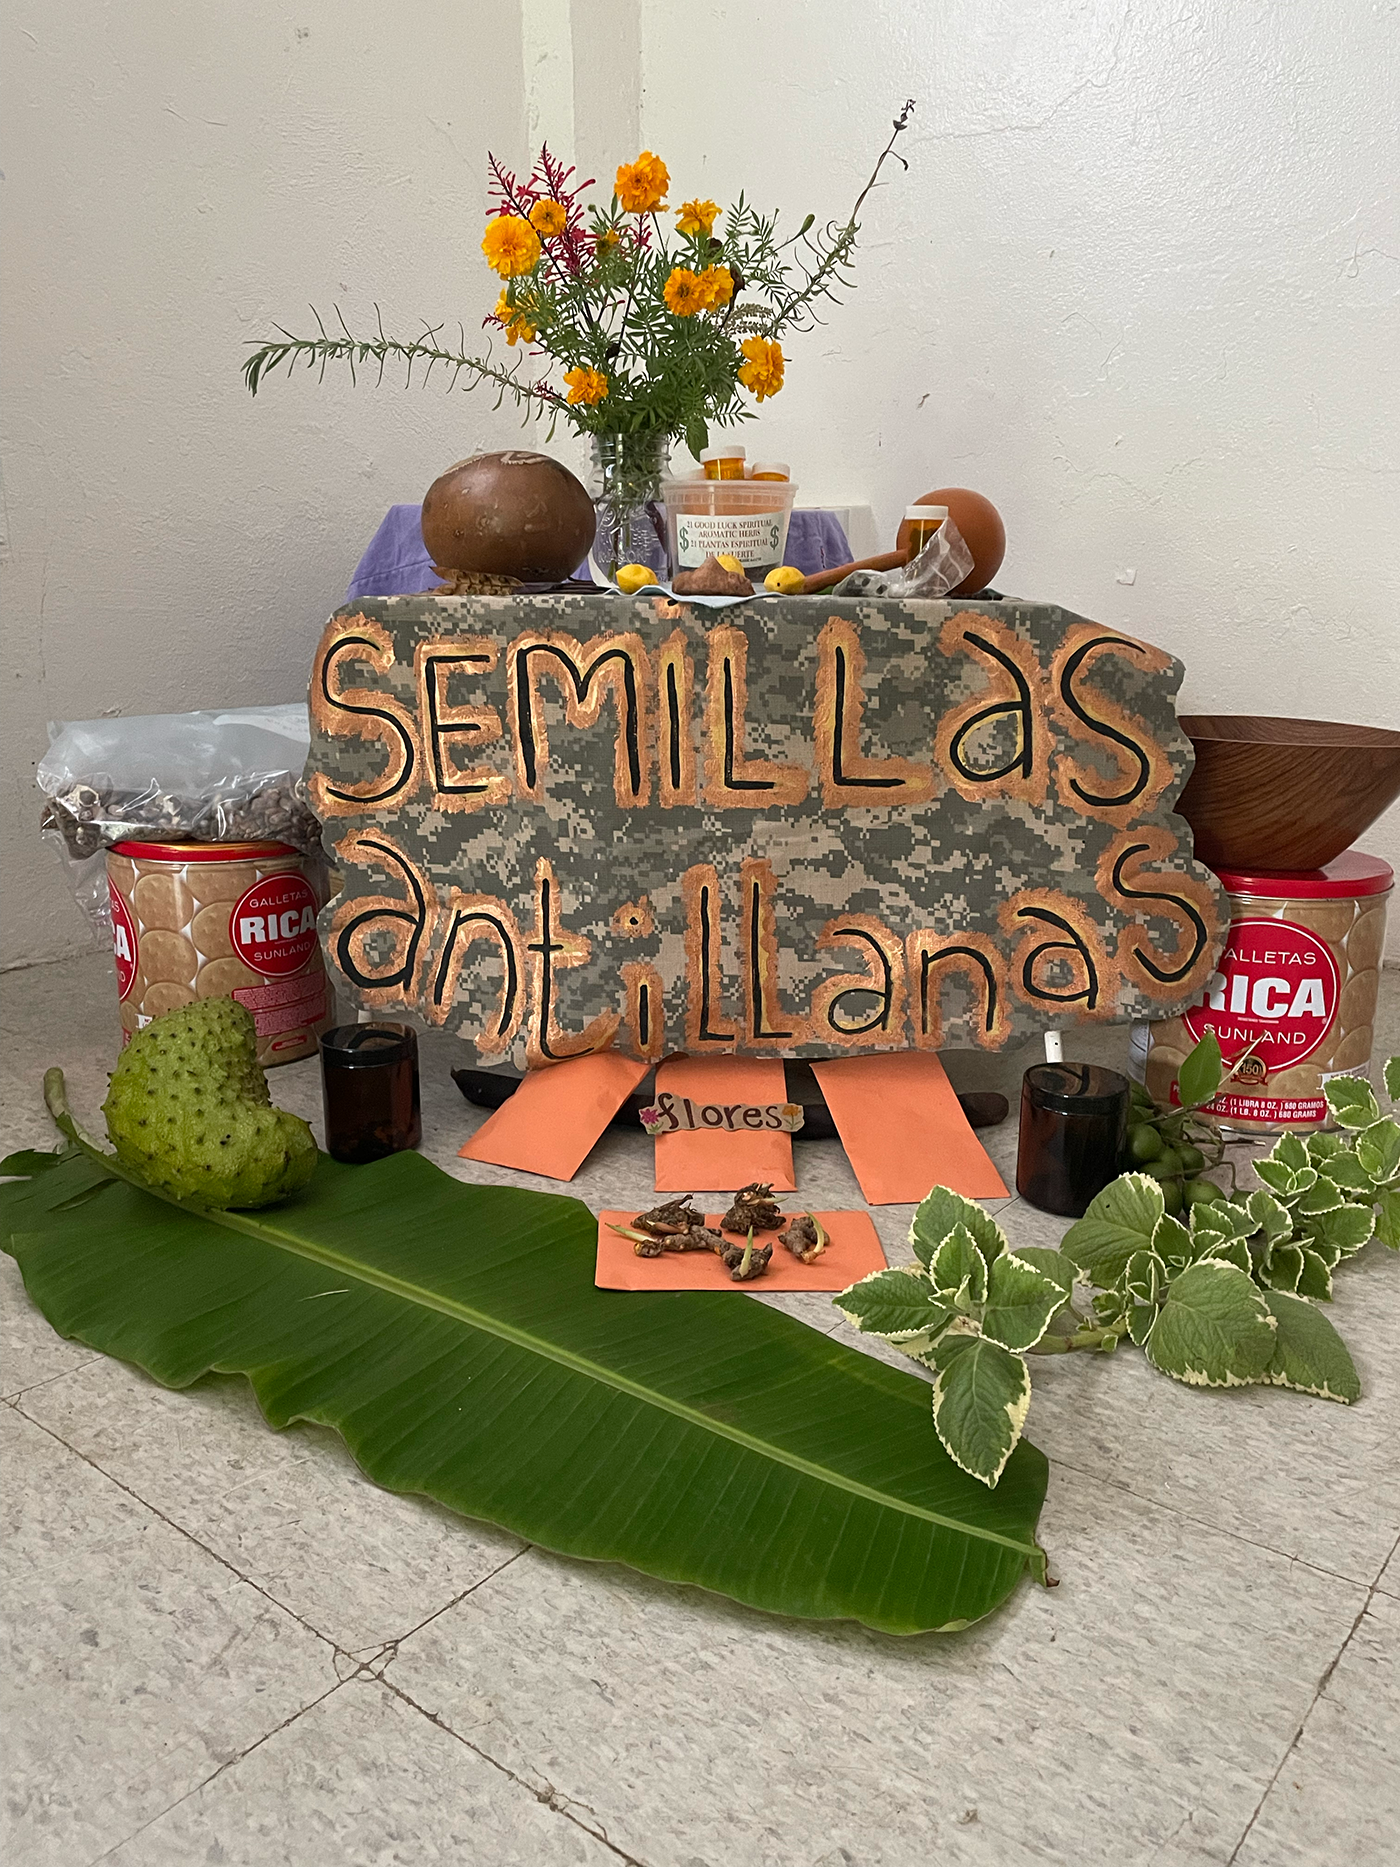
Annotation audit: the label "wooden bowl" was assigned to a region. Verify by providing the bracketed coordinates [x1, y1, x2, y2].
[1176, 715, 1400, 872]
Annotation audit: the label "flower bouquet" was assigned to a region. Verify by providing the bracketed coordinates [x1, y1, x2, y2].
[245, 106, 913, 578]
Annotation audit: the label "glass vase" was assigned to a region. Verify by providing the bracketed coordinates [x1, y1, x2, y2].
[588, 433, 672, 585]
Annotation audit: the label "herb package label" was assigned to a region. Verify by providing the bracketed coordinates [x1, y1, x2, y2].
[673, 510, 787, 571]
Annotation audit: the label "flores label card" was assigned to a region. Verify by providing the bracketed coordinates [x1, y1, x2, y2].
[639, 1093, 804, 1135]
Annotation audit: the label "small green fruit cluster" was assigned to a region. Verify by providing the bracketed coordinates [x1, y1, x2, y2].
[1126, 1078, 1226, 1218]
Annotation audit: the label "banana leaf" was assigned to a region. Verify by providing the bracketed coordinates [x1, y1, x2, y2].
[0, 1143, 1048, 1634]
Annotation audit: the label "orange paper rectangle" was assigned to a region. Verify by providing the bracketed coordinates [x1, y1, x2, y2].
[459, 1053, 651, 1182]
[812, 1052, 1009, 1205]
[596, 1209, 885, 1291]
[651, 1055, 796, 1192]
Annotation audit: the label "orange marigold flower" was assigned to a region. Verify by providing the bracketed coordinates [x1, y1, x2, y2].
[738, 334, 785, 402]
[481, 214, 541, 278]
[663, 267, 705, 317]
[615, 150, 669, 214]
[493, 289, 536, 347]
[697, 265, 733, 309]
[595, 227, 621, 256]
[675, 197, 719, 237]
[528, 198, 568, 237]
[564, 366, 609, 406]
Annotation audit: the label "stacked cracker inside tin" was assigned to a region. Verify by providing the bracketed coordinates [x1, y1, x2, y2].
[108, 841, 331, 1066]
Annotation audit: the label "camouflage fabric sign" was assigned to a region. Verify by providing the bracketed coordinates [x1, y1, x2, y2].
[307, 594, 1226, 1069]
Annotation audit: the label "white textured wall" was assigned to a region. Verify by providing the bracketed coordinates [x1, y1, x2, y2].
[3, 0, 1397, 967]
[638, 0, 1400, 937]
[0, 0, 638, 967]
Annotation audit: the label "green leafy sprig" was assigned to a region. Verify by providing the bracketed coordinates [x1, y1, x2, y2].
[835, 1047, 1399, 1485]
[834, 1189, 1097, 1486]
[240, 309, 561, 407]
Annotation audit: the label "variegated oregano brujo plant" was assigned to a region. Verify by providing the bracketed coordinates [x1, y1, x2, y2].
[834, 1047, 1400, 1486]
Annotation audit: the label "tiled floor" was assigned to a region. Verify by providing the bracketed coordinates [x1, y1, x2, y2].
[3, 951, 1398, 1867]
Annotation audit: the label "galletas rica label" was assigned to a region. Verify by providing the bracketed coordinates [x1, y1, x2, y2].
[110, 883, 138, 1001]
[230, 873, 320, 979]
[1183, 915, 1339, 1077]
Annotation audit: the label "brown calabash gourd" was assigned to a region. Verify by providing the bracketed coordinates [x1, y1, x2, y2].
[421, 451, 596, 581]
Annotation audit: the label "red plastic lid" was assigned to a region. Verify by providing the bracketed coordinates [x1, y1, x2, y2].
[111, 838, 297, 862]
[1213, 849, 1394, 900]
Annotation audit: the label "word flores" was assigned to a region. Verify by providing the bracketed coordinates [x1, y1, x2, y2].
[640, 1096, 805, 1135]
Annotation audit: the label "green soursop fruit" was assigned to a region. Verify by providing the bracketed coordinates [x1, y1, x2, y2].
[102, 998, 317, 1209]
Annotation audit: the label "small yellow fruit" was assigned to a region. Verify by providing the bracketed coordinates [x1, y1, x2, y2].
[764, 565, 806, 593]
[615, 563, 659, 593]
[715, 553, 745, 575]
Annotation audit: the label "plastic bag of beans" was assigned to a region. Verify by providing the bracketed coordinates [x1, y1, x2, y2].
[37, 704, 321, 937]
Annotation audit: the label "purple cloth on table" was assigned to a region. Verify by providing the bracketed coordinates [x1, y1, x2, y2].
[346, 503, 853, 600]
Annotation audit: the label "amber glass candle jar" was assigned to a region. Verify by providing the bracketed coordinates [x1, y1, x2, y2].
[320, 1024, 422, 1165]
[700, 445, 746, 480]
[1015, 1062, 1130, 1218]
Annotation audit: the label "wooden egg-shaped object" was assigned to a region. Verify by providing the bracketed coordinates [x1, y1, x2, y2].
[421, 450, 596, 580]
[896, 487, 1006, 595]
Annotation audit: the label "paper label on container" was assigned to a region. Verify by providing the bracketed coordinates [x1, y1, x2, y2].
[233, 973, 328, 1035]
[1183, 916, 1339, 1077]
[230, 874, 320, 977]
[109, 883, 138, 1001]
[673, 510, 786, 569]
[1187, 1087, 1328, 1126]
